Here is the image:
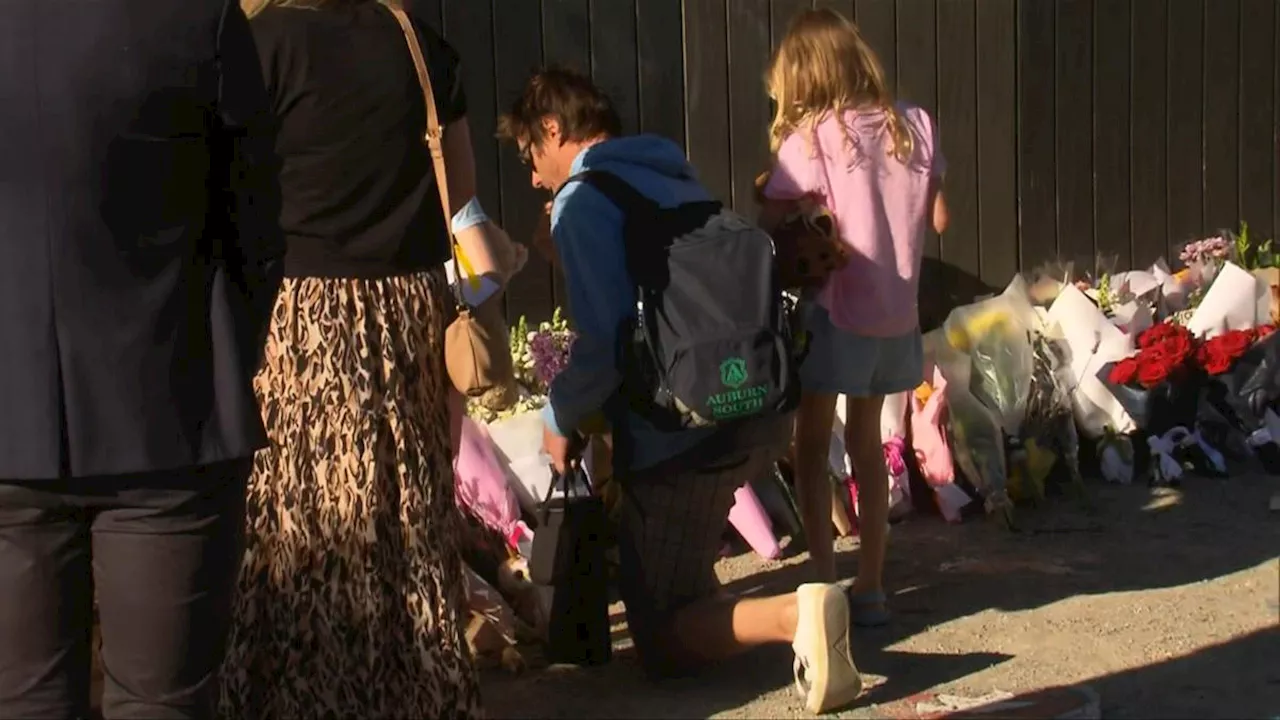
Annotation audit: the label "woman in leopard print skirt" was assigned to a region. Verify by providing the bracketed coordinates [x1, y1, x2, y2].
[219, 1, 493, 716]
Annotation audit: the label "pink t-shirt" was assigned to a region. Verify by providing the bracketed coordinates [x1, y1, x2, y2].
[764, 104, 945, 337]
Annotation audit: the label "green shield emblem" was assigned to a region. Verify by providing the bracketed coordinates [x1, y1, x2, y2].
[719, 357, 748, 389]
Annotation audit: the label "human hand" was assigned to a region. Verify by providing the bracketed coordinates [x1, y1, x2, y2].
[509, 240, 529, 277]
[542, 422, 585, 476]
[531, 201, 556, 267]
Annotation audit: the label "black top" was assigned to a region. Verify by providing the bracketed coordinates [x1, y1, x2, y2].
[0, 0, 284, 479]
[250, 3, 467, 278]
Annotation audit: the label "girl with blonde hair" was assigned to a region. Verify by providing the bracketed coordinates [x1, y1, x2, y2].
[760, 8, 949, 626]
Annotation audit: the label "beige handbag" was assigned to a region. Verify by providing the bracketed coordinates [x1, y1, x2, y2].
[390, 7, 517, 401]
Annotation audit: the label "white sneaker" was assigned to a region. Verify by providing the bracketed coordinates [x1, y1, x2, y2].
[791, 583, 863, 714]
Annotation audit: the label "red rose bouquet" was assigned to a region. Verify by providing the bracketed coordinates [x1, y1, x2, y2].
[1107, 322, 1197, 389]
[1100, 322, 1203, 440]
[1194, 325, 1276, 376]
[1200, 324, 1280, 463]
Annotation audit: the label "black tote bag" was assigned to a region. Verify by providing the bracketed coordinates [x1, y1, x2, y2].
[528, 466, 612, 666]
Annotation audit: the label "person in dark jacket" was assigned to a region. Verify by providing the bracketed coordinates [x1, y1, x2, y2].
[0, 1, 283, 718]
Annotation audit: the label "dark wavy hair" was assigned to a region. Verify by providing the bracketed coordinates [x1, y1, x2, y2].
[496, 66, 621, 149]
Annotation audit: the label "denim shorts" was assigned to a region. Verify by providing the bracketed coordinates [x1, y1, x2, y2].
[798, 301, 924, 397]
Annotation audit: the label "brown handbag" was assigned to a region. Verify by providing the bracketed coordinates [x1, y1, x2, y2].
[389, 7, 516, 399]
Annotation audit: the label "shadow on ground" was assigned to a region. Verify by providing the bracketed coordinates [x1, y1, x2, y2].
[482, 471, 1280, 718]
[485, 639, 1007, 720]
[944, 626, 1280, 720]
[1089, 626, 1280, 719]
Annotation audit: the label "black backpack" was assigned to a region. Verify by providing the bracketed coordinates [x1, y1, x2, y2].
[565, 170, 800, 432]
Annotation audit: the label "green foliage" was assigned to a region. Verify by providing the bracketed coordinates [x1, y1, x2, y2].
[1232, 220, 1277, 270]
[1096, 272, 1114, 313]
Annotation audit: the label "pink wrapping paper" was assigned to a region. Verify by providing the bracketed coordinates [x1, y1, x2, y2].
[454, 414, 523, 545]
[911, 366, 965, 522]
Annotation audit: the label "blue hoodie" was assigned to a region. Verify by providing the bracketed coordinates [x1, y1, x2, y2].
[541, 134, 715, 470]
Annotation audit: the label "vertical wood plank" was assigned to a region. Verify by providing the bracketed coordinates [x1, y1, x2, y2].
[684, 0, 733, 204]
[936, 0, 981, 305]
[1129, 1, 1168, 268]
[1239, 0, 1277, 240]
[544, 0, 591, 72]
[897, 0, 939, 261]
[543, 0, 592, 314]
[976, 0, 1019, 284]
[1203, 0, 1240, 235]
[442, 0, 500, 228]
[895, 0, 937, 117]
[1165, 0, 1204, 256]
[771, 0, 814, 48]
[1093, 0, 1131, 268]
[855, 0, 897, 94]
[813, 0, 855, 18]
[590, 0, 640, 135]
[727, 0, 773, 214]
[1055, 0, 1094, 272]
[1017, 0, 1057, 269]
[493, 0, 553, 322]
[637, 0, 687, 148]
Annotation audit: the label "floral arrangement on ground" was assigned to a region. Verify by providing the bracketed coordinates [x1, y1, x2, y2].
[467, 308, 576, 424]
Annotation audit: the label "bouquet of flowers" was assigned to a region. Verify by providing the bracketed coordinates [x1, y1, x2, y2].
[468, 309, 576, 423]
[465, 307, 583, 516]
[1198, 325, 1280, 470]
[1195, 327, 1268, 377]
[1013, 327, 1084, 505]
[1071, 254, 1124, 315]
[1106, 322, 1197, 397]
[1179, 234, 1232, 276]
[937, 279, 1042, 524]
[1170, 233, 1237, 326]
[513, 308, 576, 393]
[1228, 221, 1280, 326]
[1103, 322, 1225, 484]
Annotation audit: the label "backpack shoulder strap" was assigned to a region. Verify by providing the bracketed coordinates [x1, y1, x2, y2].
[561, 170, 656, 218]
[555, 170, 662, 290]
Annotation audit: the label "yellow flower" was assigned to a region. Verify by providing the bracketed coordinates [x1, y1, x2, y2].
[946, 309, 1013, 352]
[914, 381, 934, 406]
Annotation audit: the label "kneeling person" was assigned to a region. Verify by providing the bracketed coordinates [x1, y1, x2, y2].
[498, 67, 863, 714]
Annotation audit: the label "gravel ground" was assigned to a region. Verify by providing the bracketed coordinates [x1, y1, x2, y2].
[482, 474, 1280, 719]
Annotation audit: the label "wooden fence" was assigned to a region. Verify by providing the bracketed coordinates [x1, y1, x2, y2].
[407, 0, 1280, 328]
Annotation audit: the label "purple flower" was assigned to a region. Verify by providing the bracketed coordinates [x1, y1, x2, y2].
[528, 328, 576, 388]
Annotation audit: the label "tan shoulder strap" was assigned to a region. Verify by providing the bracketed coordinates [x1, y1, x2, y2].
[387, 5, 464, 304]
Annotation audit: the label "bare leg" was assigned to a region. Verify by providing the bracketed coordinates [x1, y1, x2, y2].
[658, 593, 798, 670]
[656, 587, 862, 715]
[619, 445, 862, 713]
[793, 393, 840, 583]
[844, 395, 888, 605]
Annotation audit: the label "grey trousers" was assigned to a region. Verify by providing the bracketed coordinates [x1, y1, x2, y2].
[0, 459, 250, 719]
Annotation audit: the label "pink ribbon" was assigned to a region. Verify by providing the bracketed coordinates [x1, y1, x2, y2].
[883, 435, 907, 477]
